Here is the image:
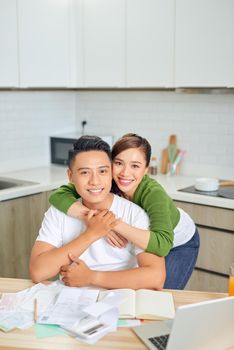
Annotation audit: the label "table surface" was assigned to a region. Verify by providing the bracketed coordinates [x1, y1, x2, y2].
[0, 278, 228, 350]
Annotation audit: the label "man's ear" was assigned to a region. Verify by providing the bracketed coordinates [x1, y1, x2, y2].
[144, 166, 149, 175]
[67, 168, 73, 183]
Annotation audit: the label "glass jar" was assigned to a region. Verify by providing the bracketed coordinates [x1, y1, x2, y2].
[228, 263, 234, 296]
[149, 156, 158, 175]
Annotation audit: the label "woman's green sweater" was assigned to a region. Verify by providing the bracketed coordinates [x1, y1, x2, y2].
[49, 175, 180, 256]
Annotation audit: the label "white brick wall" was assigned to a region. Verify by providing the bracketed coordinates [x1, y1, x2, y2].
[75, 91, 234, 178]
[0, 92, 76, 172]
[0, 90, 233, 178]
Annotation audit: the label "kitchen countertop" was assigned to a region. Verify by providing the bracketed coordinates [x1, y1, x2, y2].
[0, 166, 234, 209]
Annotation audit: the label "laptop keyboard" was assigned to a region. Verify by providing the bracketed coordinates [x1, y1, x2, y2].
[148, 334, 169, 350]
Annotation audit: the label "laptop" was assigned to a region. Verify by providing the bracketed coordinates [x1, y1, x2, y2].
[133, 296, 234, 350]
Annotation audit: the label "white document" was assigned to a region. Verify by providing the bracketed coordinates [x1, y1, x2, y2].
[62, 290, 121, 344]
[38, 287, 99, 326]
[0, 281, 62, 331]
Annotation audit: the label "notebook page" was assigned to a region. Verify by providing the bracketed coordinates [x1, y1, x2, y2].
[135, 289, 175, 320]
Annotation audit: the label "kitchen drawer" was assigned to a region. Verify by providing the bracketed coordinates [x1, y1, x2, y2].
[174, 200, 234, 231]
[186, 269, 228, 293]
[196, 227, 234, 275]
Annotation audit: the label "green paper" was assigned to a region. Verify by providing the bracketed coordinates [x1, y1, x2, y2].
[34, 324, 66, 338]
[117, 319, 128, 326]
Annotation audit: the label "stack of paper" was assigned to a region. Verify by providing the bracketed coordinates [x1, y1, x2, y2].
[0, 284, 175, 344]
[0, 282, 121, 344]
[0, 282, 63, 331]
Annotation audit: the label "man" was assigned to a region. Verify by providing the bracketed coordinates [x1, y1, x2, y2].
[30, 136, 165, 290]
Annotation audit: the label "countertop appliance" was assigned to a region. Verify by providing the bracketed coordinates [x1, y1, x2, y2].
[50, 133, 113, 166]
[179, 185, 234, 200]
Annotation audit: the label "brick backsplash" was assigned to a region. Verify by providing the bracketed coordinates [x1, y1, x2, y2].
[75, 91, 234, 178]
[0, 91, 76, 172]
[0, 90, 233, 178]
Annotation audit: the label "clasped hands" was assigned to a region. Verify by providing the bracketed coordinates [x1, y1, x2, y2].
[60, 208, 128, 287]
[75, 202, 128, 248]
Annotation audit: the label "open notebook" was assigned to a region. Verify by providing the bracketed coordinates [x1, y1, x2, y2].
[99, 289, 175, 320]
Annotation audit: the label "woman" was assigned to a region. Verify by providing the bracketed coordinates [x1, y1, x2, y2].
[49, 133, 199, 289]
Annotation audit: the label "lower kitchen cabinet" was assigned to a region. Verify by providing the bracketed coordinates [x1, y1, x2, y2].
[174, 200, 234, 292]
[185, 269, 229, 293]
[0, 191, 53, 279]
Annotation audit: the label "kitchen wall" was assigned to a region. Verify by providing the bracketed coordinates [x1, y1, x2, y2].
[76, 91, 234, 179]
[0, 91, 76, 172]
[0, 90, 234, 178]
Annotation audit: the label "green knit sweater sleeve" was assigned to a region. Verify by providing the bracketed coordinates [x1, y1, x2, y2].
[133, 176, 179, 257]
[49, 183, 80, 214]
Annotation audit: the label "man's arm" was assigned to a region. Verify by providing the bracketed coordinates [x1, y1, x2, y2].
[60, 251, 166, 290]
[30, 210, 117, 283]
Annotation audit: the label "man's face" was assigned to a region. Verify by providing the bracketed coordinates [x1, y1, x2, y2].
[67, 150, 112, 208]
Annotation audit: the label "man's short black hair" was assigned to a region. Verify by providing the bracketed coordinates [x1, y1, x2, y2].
[68, 135, 112, 168]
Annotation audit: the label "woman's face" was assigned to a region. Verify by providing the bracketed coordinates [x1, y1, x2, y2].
[112, 147, 148, 199]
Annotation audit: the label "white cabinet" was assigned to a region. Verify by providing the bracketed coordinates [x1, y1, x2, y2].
[70, 0, 84, 87]
[228, 0, 234, 87]
[18, 0, 71, 87]
[175, 0, 230, 87]
[82, 0, 125, 87]
[126, 0, 174, 87]
[1, 0, 233, 89]
[0, 0, 18, 87]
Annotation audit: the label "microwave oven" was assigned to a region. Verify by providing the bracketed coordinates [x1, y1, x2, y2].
[50, 133, 113, 166]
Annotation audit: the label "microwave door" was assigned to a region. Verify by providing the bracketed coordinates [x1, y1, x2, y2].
[51, 140, 73, 165]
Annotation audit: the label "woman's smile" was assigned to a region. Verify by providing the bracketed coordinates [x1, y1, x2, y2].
[117, 177, 134, 186]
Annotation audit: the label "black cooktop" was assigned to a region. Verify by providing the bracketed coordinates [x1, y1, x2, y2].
[179, 186, 234, 200]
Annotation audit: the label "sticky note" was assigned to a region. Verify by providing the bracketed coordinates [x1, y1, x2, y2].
[34, 324, 66, 338]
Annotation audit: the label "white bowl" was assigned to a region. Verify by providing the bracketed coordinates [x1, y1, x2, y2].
[195, 177, 219, 192]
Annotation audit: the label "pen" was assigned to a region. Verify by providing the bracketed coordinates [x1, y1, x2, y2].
[34, 298, 37, 323]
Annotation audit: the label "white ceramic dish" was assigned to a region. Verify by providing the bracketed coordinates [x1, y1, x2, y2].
[195, 178, 219, 192]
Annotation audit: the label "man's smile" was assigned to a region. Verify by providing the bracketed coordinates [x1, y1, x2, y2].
[87, 188, 104, 195]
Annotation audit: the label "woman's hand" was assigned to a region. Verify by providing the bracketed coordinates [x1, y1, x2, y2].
[106, 230, 128, 248]
[85, 210, 119, 239]
[67, 201, 90, 220]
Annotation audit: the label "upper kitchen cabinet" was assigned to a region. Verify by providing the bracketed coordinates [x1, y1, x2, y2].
[0, 0, 19, 87]
[126, 0, 174, 88]
[69, 0, 84, 87]
[175, 0, 230, 87]
[82, 0, 125, 87]
[18, 0, 71, 87]
[228, 0, 234, 87]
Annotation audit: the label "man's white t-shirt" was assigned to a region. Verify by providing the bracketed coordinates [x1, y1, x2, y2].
[36, 194, 149, 272]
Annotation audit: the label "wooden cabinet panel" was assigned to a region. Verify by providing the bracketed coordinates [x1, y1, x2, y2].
[0, 191, 52, 279]
[186, 269, 228, 293]
[174, 201, 234, 231]
[174, 200, 234, 292]
[196, 227, 234, 275]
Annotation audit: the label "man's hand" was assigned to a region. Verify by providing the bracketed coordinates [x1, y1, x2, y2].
[60, 253, 93, 287]
[85, 209, 119, 239]
[106, 230, 128, 248]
